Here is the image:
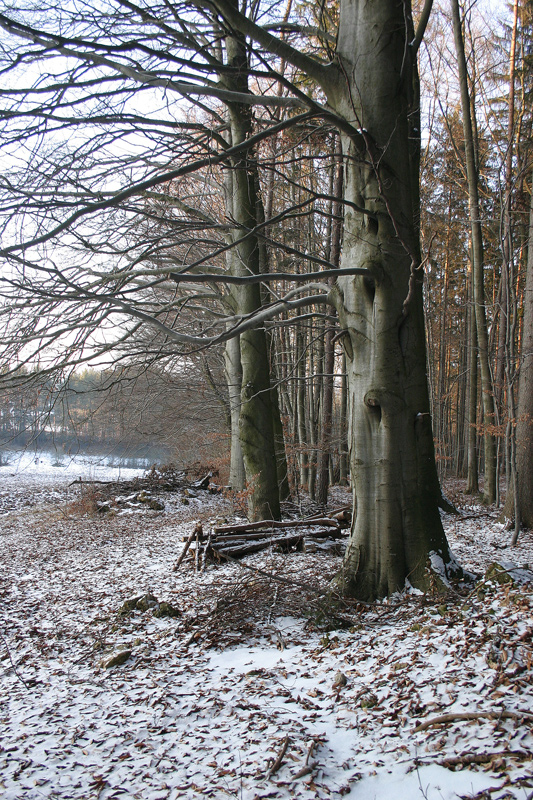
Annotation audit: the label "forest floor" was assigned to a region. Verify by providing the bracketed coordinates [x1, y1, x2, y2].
[1, 457, 533, 800]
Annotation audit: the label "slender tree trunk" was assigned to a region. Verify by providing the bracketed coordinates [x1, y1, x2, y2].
[224, 335, 245, 490]
[495, 0, 519, 427]
[498, 0, 520, 532]
[504, 179, 533, 531]
[307, 333, 318, 499]
[317, 138, 343, 506]
[270, 358, 291, 502]
[339, 353, 349, 486]
[451, 0, 496, 504]
[466, 268, 479, 494]
[222, 22, 281, 520]
[296, 325, 309, 487]
[255, 170, 290, 503]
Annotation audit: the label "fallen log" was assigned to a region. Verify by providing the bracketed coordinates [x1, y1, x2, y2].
[213, 517, 341, 535]
[211, 527, 344, 545]
[212, 534, 303, 558]
[306, 505, 351, 520]
[208, 528, 345, 559]
[213, 539, 283, 558]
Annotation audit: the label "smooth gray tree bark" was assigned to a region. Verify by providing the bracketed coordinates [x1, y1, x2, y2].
[326, 0, 456, 598]
[224, 334, 245, 490]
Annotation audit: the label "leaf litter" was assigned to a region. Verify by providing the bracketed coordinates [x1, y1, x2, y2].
[1, 461, 533, 800]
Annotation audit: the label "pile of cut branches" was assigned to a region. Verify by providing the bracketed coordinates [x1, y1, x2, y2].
[176, 508, 351, 567]
[69, 464, 215, 498]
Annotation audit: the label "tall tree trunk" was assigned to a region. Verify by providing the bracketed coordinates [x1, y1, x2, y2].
[224, 335, 245, 490]
[495, 0, 519, 426]
[307, 332, 318, 499]
[223, 22, 281, 520]
[317, 138, 343, 506]
[327, 0, 456, 599]
[451, 0, 496, 504]
[255, 170, 290, 503]
[296, 325, 309, 487]
[504, 179, 533, 531]
[339, 353, 349, 486]
[498, 0, 520, 533]
[466, 267, 479, 494]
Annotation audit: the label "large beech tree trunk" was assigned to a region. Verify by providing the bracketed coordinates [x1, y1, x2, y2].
[328, 0, 456, 598]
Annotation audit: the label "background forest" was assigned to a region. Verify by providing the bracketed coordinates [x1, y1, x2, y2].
[0, 0, 532, 596]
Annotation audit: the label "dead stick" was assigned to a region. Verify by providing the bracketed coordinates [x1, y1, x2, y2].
[293, 764, 314, 779]
[414, 709, 533, 732]
[306, 505, 352, 520]
[0, 632, 30, 690]
[214, 540, 282, 558]
[201, 531, 212, 572]
[267, 735, 290, 778]
[440, 750, 530, 768]
[69, 478, 117, 486]
[173, 524, 202, 571]
[194, 530, 200, 572]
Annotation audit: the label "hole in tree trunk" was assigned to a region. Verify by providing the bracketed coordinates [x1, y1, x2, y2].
[363, 275, 375, 303]
[367, 215, 378, 236]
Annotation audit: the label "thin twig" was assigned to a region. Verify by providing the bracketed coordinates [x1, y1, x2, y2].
[0, 632, 30, 690]
[201, 530, 212, 572]
[212, 547, 340, 596]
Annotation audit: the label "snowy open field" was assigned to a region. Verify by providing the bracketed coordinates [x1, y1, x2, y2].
[0, 449, 152, 515]
[1, 455, 533, 800]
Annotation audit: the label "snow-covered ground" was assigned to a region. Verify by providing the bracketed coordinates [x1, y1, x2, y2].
[1, 461, 533, 800]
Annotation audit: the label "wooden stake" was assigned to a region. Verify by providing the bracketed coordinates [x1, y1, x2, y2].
[173, 523, 202, 571]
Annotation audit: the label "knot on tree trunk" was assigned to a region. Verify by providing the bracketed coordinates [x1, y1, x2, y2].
[364, 389, 405, 416]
